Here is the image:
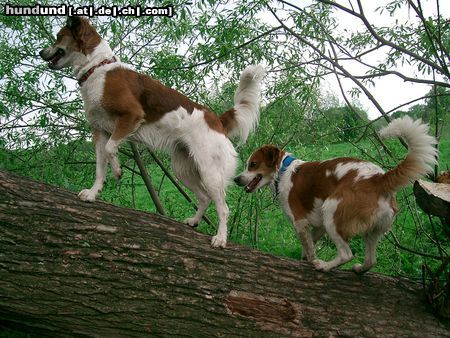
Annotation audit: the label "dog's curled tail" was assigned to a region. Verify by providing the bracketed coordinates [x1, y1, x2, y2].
[379, 116, 438, 192]
[220, 64, 265, 143]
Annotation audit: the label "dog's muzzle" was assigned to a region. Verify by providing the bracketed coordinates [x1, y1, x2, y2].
[234, 175, 246, 186]
[39, 47, 65, 68]
[234, 174, 263, 193]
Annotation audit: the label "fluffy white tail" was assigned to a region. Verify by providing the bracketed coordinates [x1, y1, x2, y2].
[379, 116, 438, 192]
[220, 64, 265, 143]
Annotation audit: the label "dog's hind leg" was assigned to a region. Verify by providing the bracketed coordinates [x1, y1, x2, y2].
[313, 199, 353, 272]
[209, 190, 229, 248]
[171, 147, 211, 227]
[352, 231, 383, 274]
[197, 162, 232, 248]
[186, 193, 211, 227]
[352, 205, 393, 273]
[79, 129, 109, 202]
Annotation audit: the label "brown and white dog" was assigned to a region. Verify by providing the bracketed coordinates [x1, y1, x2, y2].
[39, 17, 265, 248]
[235, 117, 437, 272]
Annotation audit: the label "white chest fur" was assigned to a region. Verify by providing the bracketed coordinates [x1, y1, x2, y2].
[80, 63, 124, 133]
[276, 159, 303, 222]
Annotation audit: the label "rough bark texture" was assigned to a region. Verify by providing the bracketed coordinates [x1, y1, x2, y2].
[0, 170, 448, 337]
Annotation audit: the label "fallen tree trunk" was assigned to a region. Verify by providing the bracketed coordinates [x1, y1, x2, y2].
[0, 170, 448, 337]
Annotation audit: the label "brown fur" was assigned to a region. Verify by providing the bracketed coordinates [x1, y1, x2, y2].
[219, 108, 237, 135]
[382, 156, 421, 192]
[101, 67, 236, 138]
[64, 17, 101, 55]
[285, 158, 393, 240]
[247, 145, 285, 176]
[244, 146, 395, 241]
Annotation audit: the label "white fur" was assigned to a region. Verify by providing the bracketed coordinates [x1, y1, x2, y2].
[373, 198, 395, 234]
[78, 130, 109, 202]
[79, 44, 129, 131]
[275, 156, 304, 222]
[228, 64, 265, 143]
[379, 116, 438, 179]
[74, 40, 118, 80]
[334, 161, 384, 181]
[306, 198, 323, 227]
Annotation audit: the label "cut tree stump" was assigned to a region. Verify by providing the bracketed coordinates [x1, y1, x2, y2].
[414, 179, 450, 222]
[0, 170, 448, 337]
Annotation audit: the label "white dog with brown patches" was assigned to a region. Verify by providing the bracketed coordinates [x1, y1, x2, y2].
[39, 17, 265, 248]
[235, 117, 437, 272]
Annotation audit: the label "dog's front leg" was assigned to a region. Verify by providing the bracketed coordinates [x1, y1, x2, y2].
[294, 219, 316, 262]
[105, 113, 144, 164]
[79, 129, 109, 202]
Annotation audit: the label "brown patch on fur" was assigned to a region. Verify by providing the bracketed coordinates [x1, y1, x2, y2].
[52, 26, 82, 54]
[101, 68, 232, 137]
[219, 108, 237, 135]
[331, 178, 395, 240]
[382, 156, 418, 192]
[247, 145, 284, 175]
[287, 158, 361, 222]
[101, 68, 236, 139]
[204, 109, 225, 134]
[66, 17, 101, 55]
[102, 68, 206, 123]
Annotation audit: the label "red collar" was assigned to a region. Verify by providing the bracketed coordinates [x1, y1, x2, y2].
[78, 56, 117, 86]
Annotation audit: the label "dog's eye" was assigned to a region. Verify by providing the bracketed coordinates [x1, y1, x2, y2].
[249, 162, 257, 168]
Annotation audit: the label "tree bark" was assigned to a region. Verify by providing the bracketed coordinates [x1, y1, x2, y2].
[0, 170, 448, 337]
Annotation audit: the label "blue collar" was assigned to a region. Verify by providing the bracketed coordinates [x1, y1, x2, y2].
[274, 154, 296, 196]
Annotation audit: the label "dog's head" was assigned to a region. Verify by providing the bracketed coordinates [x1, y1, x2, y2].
[234, 145, 283, 193]
[39, 17, 101, 69]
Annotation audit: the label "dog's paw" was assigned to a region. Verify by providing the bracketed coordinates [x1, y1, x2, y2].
[211, 235, 227, 248]
[312, 259, 330, 271]
[352, 263, 368, 274]
[78, 189, 97, 202]
[184, 217, 199, 228]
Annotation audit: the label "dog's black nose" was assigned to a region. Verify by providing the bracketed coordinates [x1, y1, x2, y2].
[234, 176, 242, 185]
[39, 49, 46, 58]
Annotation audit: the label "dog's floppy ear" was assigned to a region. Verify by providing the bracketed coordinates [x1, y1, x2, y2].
[66, 17, 101, 54]
[67, 16, 82, 32]
[262, 145, 281, 167]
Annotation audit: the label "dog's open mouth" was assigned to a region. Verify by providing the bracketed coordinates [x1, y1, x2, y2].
[245, 174, 262, 193]
[46, 48, 65, 67]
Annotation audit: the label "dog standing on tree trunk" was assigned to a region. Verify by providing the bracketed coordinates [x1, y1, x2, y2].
[40, 17, 265, 248]
[235, 117, 437, 272]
